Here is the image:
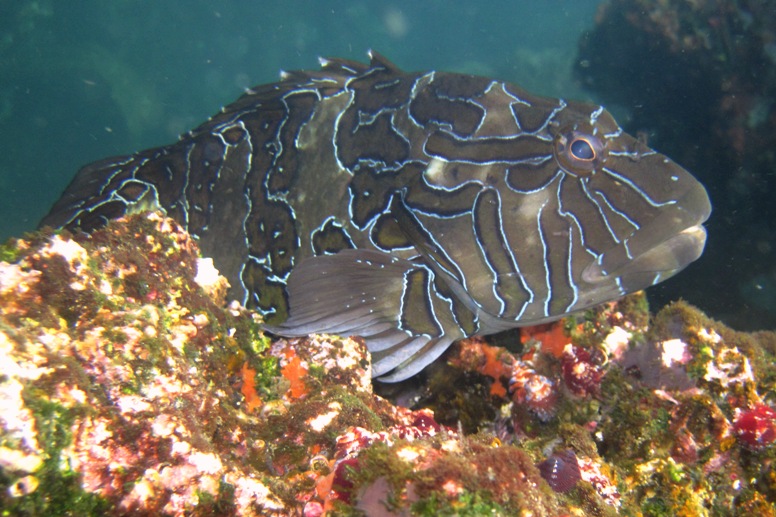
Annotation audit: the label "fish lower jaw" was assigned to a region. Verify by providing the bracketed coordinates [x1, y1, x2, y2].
[582, 223, 708, 284]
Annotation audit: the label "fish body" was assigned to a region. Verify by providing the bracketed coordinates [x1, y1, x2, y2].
[41, 52, 711, 381]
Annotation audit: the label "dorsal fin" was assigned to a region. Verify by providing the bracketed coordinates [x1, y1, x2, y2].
[367, 49, 403, 73]
[316, 55, 371, 76]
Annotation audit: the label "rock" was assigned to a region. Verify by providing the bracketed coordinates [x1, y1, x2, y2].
[2, 212, 775, 514]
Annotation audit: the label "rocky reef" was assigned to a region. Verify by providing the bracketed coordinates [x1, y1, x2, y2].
[2, 212, 776, 515]
[575, 0, 776, 331]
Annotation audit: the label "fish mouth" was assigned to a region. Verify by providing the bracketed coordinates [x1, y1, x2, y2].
[582, 184, 711, 285]
[589, 223, 707, 280]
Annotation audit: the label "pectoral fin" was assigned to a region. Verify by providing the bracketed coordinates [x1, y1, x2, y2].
[266, 248, 467, 381]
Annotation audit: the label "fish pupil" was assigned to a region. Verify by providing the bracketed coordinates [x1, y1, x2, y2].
[570, 138, 595, 161]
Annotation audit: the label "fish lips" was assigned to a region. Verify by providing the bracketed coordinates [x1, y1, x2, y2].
[582, 183, 711, 284]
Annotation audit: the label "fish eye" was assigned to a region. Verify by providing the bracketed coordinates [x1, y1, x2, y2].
[570, 138, 596, 161]
[554, 128, 605, 177]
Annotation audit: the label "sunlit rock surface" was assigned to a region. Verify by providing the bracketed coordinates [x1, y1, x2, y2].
[1, 212, 776, 515]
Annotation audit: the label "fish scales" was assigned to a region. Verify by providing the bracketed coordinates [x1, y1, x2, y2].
[40, 51, 711, 381]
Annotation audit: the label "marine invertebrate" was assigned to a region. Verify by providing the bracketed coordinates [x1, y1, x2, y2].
[522, 374, 559, 422]
[538, 449, 581, 493]
[561, 344, 605, 397]
[509, 360, 559, 422]
[406, 413, 442, 436]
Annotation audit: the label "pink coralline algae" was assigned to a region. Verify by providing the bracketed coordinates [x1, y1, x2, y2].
[577, 456, 621, 509]
[325, 412, 452, 504]
[3, 213, 776, 515]
[0, 213, 567, 515]
[733, 404, 776, 450]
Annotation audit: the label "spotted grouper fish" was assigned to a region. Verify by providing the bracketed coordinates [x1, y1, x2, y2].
[41, 51, 711, 381]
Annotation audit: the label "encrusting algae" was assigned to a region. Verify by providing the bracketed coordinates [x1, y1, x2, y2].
[1, 212, 776, 515]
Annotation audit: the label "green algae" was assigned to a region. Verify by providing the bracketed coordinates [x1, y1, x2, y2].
[411, 490, 509, 516]
[349, 441, 415, 499]
[598, 383, 673, 463]
[337, 438, 537, 516]
[0, 238, 22, 263]
[565, 291, 650, 350]
[228, 315, 280, 400]
[327, 389, 385, 434]
[1, 396, 110, 516]
[251, 353, 282, 401]
[556, 423, 599, 458]
[1, 474, 111, 517]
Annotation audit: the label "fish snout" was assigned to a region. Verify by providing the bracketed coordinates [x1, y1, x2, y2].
[583, 180, 711, 284]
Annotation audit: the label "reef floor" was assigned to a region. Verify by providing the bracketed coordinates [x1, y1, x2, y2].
[2, 213, 776, 515]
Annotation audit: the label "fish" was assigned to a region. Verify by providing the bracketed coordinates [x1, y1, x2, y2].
[40, 51, 711, 381]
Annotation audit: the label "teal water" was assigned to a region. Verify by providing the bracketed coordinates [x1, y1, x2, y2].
[0, 0, 599, 240]
[2, 1, 773, 330]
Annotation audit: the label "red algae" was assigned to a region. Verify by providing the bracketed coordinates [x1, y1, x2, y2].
[475, 339, 512, 398]
[280, 348, 309, 400]
[521, 320, 569, 358]
[240, 362, 263, 413]
[733, 404, 776, 451]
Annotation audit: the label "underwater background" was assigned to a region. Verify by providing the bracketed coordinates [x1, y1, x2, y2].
[5, 2, 776, 515]
[1, 0, 774, 331]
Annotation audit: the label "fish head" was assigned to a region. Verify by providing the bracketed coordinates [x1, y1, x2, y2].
[545, 101, 711, 302]
[414, 79, 711, 327]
